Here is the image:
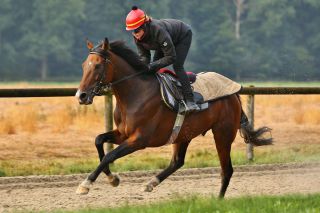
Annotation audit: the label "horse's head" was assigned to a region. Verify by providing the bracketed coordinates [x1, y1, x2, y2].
[76, 38, 112, 105]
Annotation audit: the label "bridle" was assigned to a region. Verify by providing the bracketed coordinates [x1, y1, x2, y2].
[89, 49, 146, 96]
[89, 50, 111, 96]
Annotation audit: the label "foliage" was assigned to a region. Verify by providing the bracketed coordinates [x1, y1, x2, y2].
[0, 0, 320, 81]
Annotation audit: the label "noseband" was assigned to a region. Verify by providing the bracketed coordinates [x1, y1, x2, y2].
[89, 49, 147, 96]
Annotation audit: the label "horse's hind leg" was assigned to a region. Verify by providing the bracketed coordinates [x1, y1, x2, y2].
[144, 141, 190, 192]
[213, 124, 237, 198]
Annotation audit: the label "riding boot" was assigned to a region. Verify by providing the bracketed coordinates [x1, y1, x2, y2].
[184, 93, 200, 112]
[178, 73, 200, 113]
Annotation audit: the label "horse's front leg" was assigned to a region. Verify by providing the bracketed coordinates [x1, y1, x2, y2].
[144, 141, 190, 192]
[76, 136, 146, 195]
[95, 129, 125, 186]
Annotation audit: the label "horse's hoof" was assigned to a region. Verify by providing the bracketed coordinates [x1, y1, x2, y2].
[76, 179, 91, 195]
[108, 174, 120, 187]
[76, 185, 90, 195]
[143, 177, 160, 192]
[144, 184, 154, 192]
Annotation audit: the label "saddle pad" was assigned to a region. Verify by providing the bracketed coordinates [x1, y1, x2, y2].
[193, 72, 242, 102]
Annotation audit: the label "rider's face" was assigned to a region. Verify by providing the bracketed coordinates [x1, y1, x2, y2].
[132, 28, 145, 40]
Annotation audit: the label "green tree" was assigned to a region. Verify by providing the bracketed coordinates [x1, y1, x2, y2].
[0, 0, 320, 81]
[0, 0, 15, 78]
[0, 0, 12, 53]
[242, 0, 320, 80]
[18, 0, 85, 80]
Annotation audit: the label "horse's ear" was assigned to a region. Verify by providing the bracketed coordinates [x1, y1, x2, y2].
[101, 37, 110, 50]
[86, 38, 94, 50]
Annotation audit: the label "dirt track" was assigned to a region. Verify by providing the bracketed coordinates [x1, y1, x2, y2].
[0, 162, 320, 212]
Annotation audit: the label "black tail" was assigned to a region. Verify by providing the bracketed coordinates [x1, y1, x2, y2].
[236, 93, 273, 146]
[239, 111, 273, 146]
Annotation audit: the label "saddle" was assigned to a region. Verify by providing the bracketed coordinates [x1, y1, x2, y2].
[156, 68, 207, 112]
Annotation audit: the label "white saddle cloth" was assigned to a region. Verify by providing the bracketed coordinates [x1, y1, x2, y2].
[193, 72, 242, 102]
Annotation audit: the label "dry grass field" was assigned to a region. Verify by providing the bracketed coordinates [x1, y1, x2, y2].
[0, 83, 319, 175]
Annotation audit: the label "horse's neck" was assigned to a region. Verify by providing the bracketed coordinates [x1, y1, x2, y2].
[110, 56, 158, 107]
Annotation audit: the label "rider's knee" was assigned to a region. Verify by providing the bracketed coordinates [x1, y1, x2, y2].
[173, 63, 184, 72]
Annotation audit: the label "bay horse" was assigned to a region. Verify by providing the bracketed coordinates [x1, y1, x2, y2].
[75, 38, 272, 198]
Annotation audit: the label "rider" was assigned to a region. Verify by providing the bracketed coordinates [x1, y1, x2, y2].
[125, 6, 200, 112]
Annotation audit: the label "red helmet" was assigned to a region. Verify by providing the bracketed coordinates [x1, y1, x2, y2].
[126, 6, 147, 31]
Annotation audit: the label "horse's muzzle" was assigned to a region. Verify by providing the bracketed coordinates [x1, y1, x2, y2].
[76, 89, 93, 105]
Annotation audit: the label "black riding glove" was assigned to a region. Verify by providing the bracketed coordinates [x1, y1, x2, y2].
[148, 61, 161, 73]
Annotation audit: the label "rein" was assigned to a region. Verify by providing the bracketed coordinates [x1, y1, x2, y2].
[89, 51, 147, 95]
[107, 70, 146, 88]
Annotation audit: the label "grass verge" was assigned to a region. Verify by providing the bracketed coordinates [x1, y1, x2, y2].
[55, 193, 320, 213]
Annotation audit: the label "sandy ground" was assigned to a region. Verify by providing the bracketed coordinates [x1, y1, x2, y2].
[0, 162, 319, 212]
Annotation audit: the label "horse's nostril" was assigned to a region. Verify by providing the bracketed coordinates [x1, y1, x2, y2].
[79, 92, 87, 101]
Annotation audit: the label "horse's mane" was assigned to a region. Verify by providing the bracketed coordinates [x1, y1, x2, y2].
[109, 40, 148, 72]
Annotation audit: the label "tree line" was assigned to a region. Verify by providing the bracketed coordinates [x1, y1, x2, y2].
[0, 0, 319, 81]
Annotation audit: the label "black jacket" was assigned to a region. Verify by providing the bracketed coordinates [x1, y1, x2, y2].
[134, 19, 192, 71]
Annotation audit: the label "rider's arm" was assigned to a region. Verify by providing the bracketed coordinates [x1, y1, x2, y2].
[149, 28, 176, 72]
[136, 42, 151, 64]
[153, 50, 163, 62]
